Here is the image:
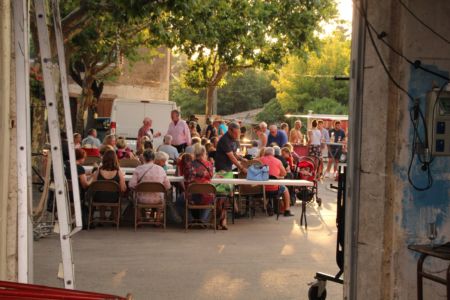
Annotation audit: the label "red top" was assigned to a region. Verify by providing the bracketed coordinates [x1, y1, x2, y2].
[259, 155, 283, 191]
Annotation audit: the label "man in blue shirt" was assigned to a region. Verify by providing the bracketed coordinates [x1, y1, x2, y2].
[325, 121, 346, 178]
[267, 124, 288, 147]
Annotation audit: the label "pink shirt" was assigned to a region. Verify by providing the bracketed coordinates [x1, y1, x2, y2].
[167, 120, 191, 146]
[128, 163, 171, 204]
[259, 155, 283, 191]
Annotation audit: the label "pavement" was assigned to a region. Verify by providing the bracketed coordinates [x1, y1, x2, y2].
[33, 176, 343, 300]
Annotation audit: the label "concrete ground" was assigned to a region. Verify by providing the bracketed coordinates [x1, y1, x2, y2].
[34, 177, 343, 300]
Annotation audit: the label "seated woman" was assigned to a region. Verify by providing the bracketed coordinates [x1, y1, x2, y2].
[128, 149, 171, 223]
[116, 136, 136, 160]
[73, 133, 82, 149]
[65, 148, 91, 229]
[91, 150, 127, 219]
[154, 151, 169, 171]
[182, 144, 221, 228]
[104, 134, 116, 147]
[189, 121, 200, 138]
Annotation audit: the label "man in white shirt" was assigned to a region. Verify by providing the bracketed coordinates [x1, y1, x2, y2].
[166, 110, 191, 153]
[157, 135, 179, 161]
[81, 128, 101, 148]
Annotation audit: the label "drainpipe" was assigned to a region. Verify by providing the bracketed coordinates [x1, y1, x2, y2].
[344, 0, 367, 299]
[0, 0, 12, 281]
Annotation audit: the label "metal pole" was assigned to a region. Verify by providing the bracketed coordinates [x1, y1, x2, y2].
[345, 0, 367, 298]
[34, 0, 75, 289]
[14, 0, 33, 284]
[0, 0, 12, 281]
[52, 0, 82, 233]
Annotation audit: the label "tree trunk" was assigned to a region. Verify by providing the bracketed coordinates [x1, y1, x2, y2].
[205, 64, 228, 116]
[31, 97, 47, 153]
[75, 79, 94, 134]
[205, 85, 216, 116]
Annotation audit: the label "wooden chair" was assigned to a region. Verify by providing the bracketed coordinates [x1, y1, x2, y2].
[266, 175, 283, 220]
[133, 182, 167, 231]
[119, 158, 141, 168]
[82, 156, 101, 166]
[185, 183, 216, 232]
[86, 181, 121, 230]
[237, 160, 264, 219]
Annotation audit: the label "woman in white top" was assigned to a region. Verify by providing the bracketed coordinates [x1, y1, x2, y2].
[308, 119, 322, 158]
[255, 126, 267, 149]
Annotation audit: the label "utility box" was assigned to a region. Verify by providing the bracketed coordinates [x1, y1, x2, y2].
[426, 89, 450, 156]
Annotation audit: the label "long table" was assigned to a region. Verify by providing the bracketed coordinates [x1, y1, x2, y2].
[124, 174, 183, 183]
[85, 166, 176, 176]
[124, 175, 312, 187]
[124, 175, 313, 223]
[211, 178, 313, 187]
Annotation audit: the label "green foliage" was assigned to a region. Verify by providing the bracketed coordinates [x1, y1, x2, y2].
[304, 97, 348, 114]
[152, 0, 337, 113]
[256, 98, 286, 124]
[217, 69, 276, 115]
[171, 67, 276, 116]
[170, 78, 205, 117]
[258, 28, 351, 121]
[64, 1, 164, 85]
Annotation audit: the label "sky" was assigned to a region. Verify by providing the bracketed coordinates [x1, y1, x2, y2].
[322, 0, 353, 35]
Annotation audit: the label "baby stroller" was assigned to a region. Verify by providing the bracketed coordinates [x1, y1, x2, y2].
[294, 156, 322, 229]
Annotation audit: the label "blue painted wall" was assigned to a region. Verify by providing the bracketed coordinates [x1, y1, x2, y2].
[400, 65, 449, 244]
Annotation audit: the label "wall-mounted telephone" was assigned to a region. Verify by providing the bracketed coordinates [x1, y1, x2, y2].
[426, 88, 450, 156]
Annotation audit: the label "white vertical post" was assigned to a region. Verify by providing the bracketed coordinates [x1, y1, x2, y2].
[34, 0, 75, 289]
[13, 0, 33, 284]
[52, 0, 82, 233]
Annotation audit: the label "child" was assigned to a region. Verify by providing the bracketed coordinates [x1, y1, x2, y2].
[246, 140, 260, 158]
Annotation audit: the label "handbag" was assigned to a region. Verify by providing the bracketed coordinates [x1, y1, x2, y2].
[246, 164, 269, 181]
[213, 171, 234, 195]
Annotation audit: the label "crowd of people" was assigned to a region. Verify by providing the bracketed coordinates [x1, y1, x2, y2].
[66, 109, 346, 230]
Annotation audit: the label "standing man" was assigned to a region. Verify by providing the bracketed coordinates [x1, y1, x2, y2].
[267, 124, 288, 147]
[82, 128, 102, 148]
[318, 120, 329, 157]
[289, 120, 303, 144]
[215, 122, 247, 174]
[137, 117, 161, 151]
[166, 110, 191, 153]
[325, 121, 346, 178]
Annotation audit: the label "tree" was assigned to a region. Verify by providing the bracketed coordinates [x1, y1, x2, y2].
[169, 77, 205, 117]
[304, 97, 348, 114]
[30, 0, 177, 133]
[217, 69, 275, 115]
[272, 28, 351, 114]
[154, 0, 336, 116]
[256, 98, 286, 124]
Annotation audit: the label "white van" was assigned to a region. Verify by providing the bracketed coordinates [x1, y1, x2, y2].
[110, 98, 178, 150]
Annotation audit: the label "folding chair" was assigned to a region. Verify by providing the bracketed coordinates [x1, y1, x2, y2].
[82, 156, 101, 166]
[119, 158, 141, 168]
[185, 183, 217, 232]
[86, 181, 121, 230]
[133, 182, 167, 231]
[237, 161, 264, 219]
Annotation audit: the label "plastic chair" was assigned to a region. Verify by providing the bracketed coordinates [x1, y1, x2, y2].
[133, 182, 167, 231]
[86, 180, 121, 230]
[185, 183, 217, 232]
[119, 158, 141, 168]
